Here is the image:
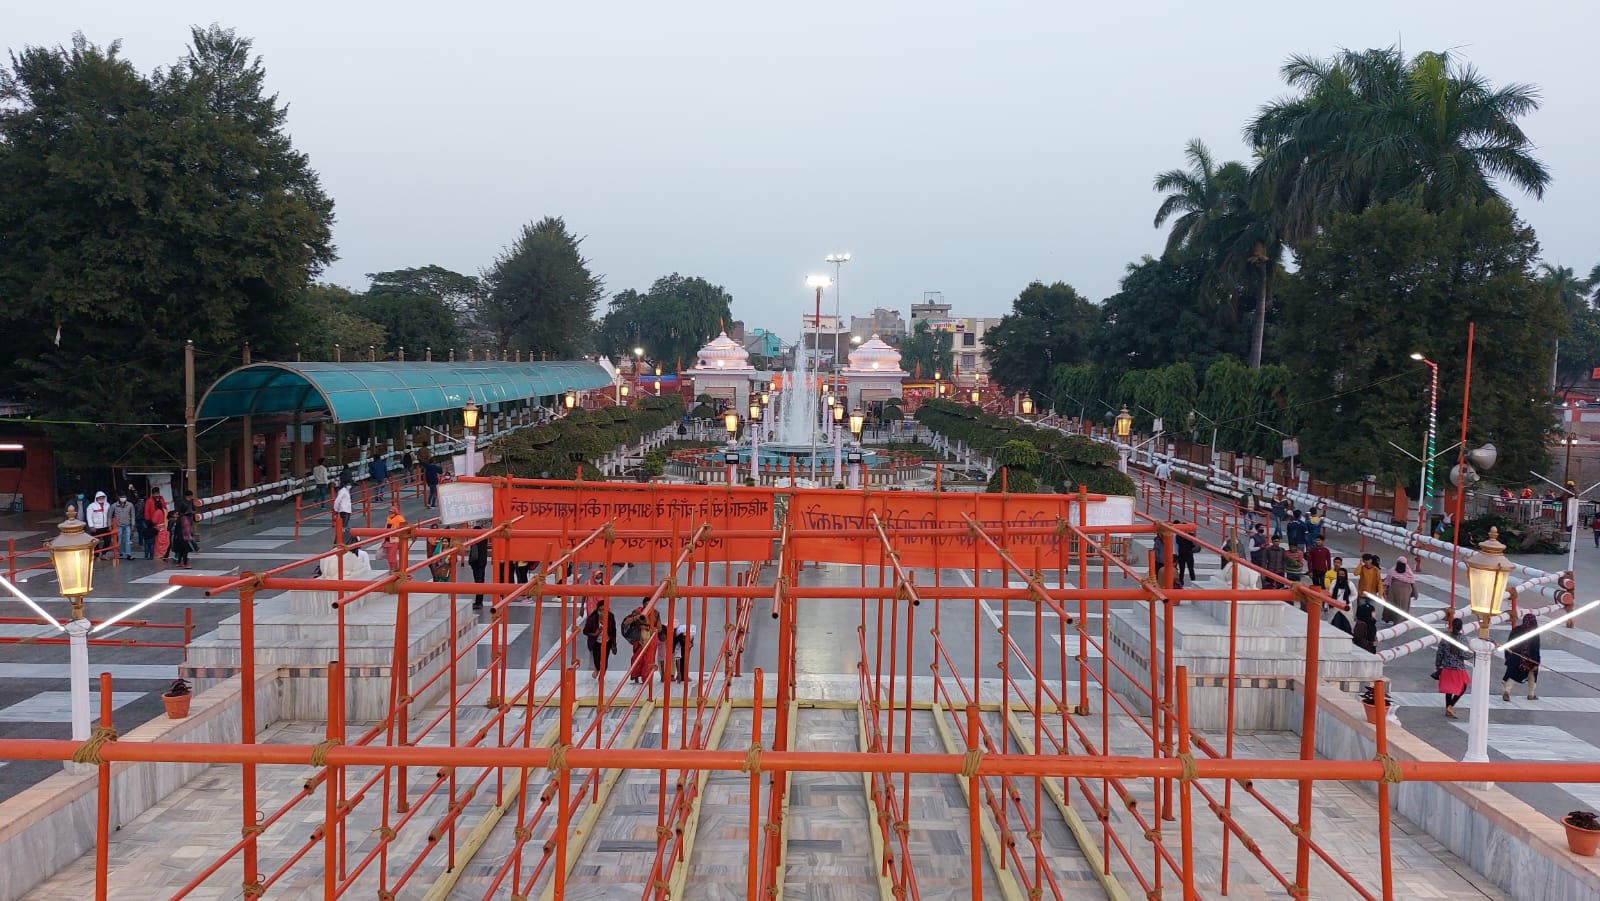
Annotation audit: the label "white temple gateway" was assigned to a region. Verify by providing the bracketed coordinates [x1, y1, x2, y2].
[840, 334, 907, 408]
[689, 331, 762, 412]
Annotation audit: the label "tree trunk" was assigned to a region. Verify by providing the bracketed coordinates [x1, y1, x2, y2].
[1249, 263, 1269, 369]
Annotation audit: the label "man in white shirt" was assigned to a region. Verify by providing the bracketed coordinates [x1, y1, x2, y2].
[1155, 459, 1172, 497]
[333, 478, 353, 544]
[313, 459, 330, 502]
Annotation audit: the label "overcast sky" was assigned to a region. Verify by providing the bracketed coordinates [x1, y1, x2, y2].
[11, 2, 1599, 340]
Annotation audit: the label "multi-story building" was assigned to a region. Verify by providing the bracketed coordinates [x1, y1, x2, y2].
[800, 313, 852, 370]
[849, 307, 907, 345]
[907, 294, 1000, 384]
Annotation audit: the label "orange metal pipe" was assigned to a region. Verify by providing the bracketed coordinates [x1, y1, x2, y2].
[95, 672, 112, 901]
[1176, 665, 1196, 901]
[1295, 586, 1323, 895]
[1375, 680, 1395, 901]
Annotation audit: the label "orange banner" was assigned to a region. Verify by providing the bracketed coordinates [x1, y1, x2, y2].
[494, 479, 777, 564]
[785, 488, 1136, 569]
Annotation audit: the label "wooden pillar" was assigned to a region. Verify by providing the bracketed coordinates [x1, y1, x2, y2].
[311, 422, 326, 469]
[215, 441, 234, 494]
[264, 430, 283, 483]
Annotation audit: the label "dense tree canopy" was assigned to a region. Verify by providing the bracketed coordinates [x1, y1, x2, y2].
[981, 281, 1098, 397]
[481, 217, 602, 358]
[359, 267, 468, 358]
[899, 320, 954, 381]
[0, 27, 335, 465]
[1092, 257, 1252, 381]
[1277, 199, 1559, 485]
[596, 274, 733, 369]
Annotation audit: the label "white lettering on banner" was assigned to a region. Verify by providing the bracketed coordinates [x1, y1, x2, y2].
[438, 482, 494, 526]
[1082, 496, 1136, 527]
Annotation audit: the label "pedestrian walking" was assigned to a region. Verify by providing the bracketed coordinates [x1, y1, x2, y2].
[1435, 617, 1471, 718]
[140, 492, 163, 560]
[383, 505, 406, 571]
[1249, 524, 1268, 567]
[1355, 554, 1384, 602]
[469, 536, 488, 609]
[1270, 491, 1290, 537]
[1286, 511, 1306, 549]
[1306, 537, 1332, 589]
[111, 492, 137, 560]
[313, 458, 330, 502]
[1306, 508, 1325, 544]
[172, 496, 197, 569]
[1284, 544, 1306, 585]
[583, 599, 618, 677]
[621, 603, 650, 680]
[85, 491, 112, 559]
[333, 478, 353, 544]
[149, 495, 171, 560]
[1503, 613, 1541, 701]
[370, 454, 389, 502]
[1327, 559, 1353, 603]
[671, 622, 696, 683]
[1155, 458, 1172, 496]
[1175, 529, 1197, 583]
[1351, 602, 1378, 653]
[1382, 555, 1417, 624]
[1591, 513, 1600, 548]
[1260, 536, 1287, 582]
[423, 457, 442, 507]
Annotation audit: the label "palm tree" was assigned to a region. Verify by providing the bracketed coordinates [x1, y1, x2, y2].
[1540, 264, 1590, 317]
[1248, 48, 1550, 245]
[1153, 140, 1282, 369]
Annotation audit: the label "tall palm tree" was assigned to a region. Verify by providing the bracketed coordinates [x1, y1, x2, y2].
[1153, 140, 1281, 368]
[1540, 264, 1590, 317]
[1248, 47, 1550, 245]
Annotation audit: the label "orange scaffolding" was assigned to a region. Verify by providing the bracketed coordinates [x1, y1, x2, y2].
[2, 475, 1591, 900]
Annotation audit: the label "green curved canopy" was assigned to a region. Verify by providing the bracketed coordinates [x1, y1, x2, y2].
[197, 361, 614, 424]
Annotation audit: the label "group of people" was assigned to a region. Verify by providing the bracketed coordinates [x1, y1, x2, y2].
[1432, 612, 1542, 717]
[79, 485, 200, 568]
[582, 598, 695, 685]
[313, 451, 445, 512]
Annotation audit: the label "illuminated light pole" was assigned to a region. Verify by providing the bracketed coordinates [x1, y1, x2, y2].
[748, 399, 763, 484]
[806, 274, 832, 483]
[654, 364, 663, 397]
[831, 403, 846, 485]
[826, 252, 850, 377]
[1020, 395, 1034, 416]
[1410, 352, 1439, 535]
[462, 400, 479, 477]
[724, 411, 740, 487]
[848, 408, 866, 489]
[1115, 405, 1134, 474]
[48, 511, 96, 745]
[564, 390, 577, 416]
[1463, 528, 1515, 772]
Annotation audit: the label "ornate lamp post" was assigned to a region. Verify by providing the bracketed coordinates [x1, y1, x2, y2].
[564, 390, 577, 415]
[831, 403, 846, 485]
[723, 411, 741, 487]
[748, 400, 763, 484]
[848, 408, 866, 489]
[461, 400, 480, 477]
[1115, 405, 1134, 474]
[970, 388, 981, 406]
[1021, 395, 1033, 416]
[1463, 527, 1515, 766]
[48, 511, 97, 744]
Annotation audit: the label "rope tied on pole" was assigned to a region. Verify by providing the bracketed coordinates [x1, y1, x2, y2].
[242, 883, 266, 898]
[652, 879, 672, 897]
[1176, 751, 1198, 784]
[959, 747, 985, 779]
[741, 742, 763, 773]
[241, 824, 266, 837]
[656, 825, 672, 838]
[1143, 827, 1162, 842]
[377, 891, 395, 901]
[891, 886, 907, 900]
[513, 826, 532, 841]
[1375, 753, 1404, 784]
[379, 826, 396, 840]
[763, 821, 782, 836]
[309, 739, 341, 767]
[1028, 887, 1044, 901]
[893, 820, 910, 835]
[546, 742, 573, 772]
[71, 725, 119, 765]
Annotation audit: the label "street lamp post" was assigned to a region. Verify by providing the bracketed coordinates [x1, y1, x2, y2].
[832, 404, 845, 485]
[47, 510, 97, 745]
[724, 412, 740, 487]
[1410, 353, 1439, 535]
[1115, 405, 1134, 474]
[654, 364, 663, 397]
[1463, 528, 1515, 769]
[848, 409, 865, 489]
[748, 400, 763, 485]
[826, 253, 850, 377]
[462, 400, 479, 477]
[806, 275, 832, 483]
[563, 390, 577, 416]
[1020, 395, 1033, 416]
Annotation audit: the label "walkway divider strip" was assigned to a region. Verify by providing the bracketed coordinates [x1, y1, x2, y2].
[929, 699, 1026, 901]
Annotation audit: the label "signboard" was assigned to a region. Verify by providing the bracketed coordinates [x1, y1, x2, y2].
[437, 481, 495, 526]
[1281, 438, 1299, 458]
[495, 481, 776, 564]
[786, 488, 1136, 569]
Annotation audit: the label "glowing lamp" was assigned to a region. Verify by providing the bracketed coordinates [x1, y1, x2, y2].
[1466, 527, 1515, 623]
[462, 400, 479, 430]
[1115, 405, 1133, 439]
[48, 510, 96, 603]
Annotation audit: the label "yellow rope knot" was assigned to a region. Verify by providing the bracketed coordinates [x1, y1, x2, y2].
[763, 821, 782, 836]
[543, 839, 555, 855]
[379, 826, 396, 840]
[893, 820, 910, 835]
[1028, 888, 1044, 901]
[378, 891, 395, 901]
[652, 879, 672, 897]
[1026, 829, 1043, 842]
[511, 895, 528, 901]
[1289, 824, 1308, 838]
[241, 824, 265, 837]
[741, 742, 763, 774]
[1374, 753, 1404, 785]
[892, 887, 907, 900]
[1074, 703, 1090, 717]
[1288, 885, 1309, 900]
[546, 742, 573, 772]
[1143, 828, 1162, 842]
[309, 739, 341, 767]
[242, 883, 266, 898]
[71, 725, 119, 766]
[1145, 890, 1163, 901]
[603, 523, 616, 543]
[959, 748, 985, 779]
[1176, 752, 1198, 784]
[514, 827, 532, 841]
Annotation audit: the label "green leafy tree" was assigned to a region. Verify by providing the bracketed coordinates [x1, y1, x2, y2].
[1195, 357, 1257, 451]
[298, 285, 386, 359]
[1557, 308, 1600, 395]
[1276, 199, 1559, 484]
[899, 319, 954, 380]
[367, 266, 482, 312]
[596, 274, 733, 368]
[1248, 48, 1550, 245]
[1093, 256, 1251, 380]
[1047, 364, 1112, 424]
[360, 281, 463, 359]
[982, 282, 1099, 397]
[482, 216, 602, 358]
[0, 27, 335, 465]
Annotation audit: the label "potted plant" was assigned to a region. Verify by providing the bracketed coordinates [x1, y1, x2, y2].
[1360, 683, 1385, 725]
[162, 679, 192, 719]
[1564, 810, 1600, 856]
